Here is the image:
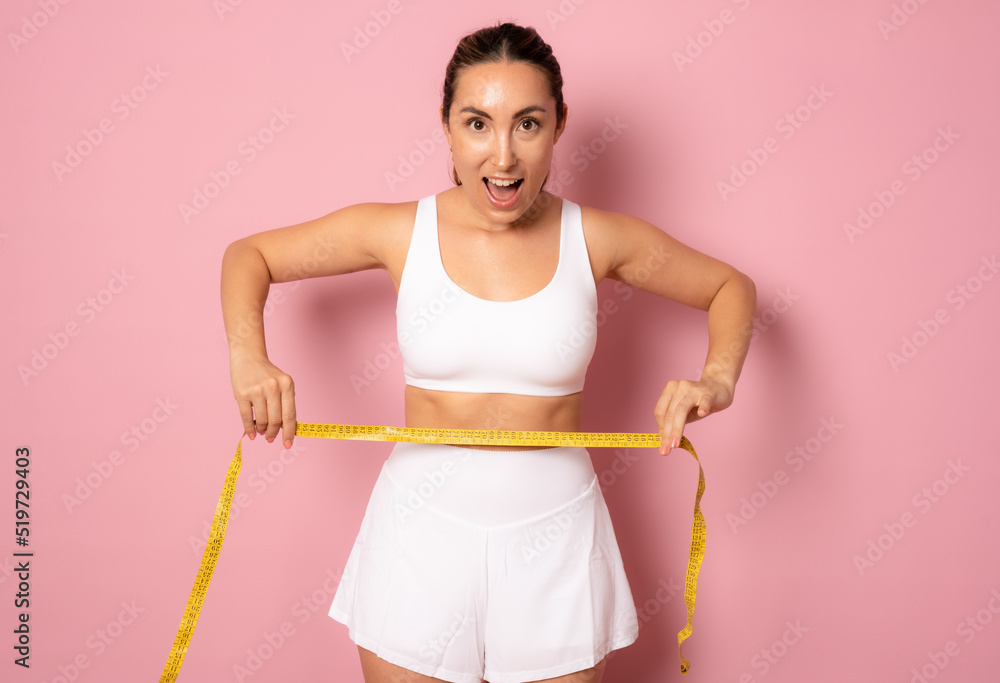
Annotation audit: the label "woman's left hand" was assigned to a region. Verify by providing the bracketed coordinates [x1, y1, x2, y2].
[654, 378, 734, 455]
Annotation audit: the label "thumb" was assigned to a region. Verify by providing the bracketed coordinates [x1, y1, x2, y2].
[695, 395, 713, 418]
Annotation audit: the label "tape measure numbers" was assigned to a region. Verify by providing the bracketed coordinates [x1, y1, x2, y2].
[159, 424, 706, 680]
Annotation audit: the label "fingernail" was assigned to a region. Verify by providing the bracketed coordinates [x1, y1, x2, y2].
[669, 437, 680, 449]
[284, 440, 292, 449]
[248, 432, 255, 440]
[659, 445, 668, 456]
[266, 435, 274, 443]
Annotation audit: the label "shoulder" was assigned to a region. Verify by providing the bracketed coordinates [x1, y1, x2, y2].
[334, 197, 427, 281]
[579, 203, 657, 236]
[336, 198, 419, 232]
[330, 198, 419, 254]
[580, 203, 751, 309]
[578, 203, 665, 282]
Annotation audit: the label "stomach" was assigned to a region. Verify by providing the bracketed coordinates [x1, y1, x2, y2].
[404, 385, 583, 451]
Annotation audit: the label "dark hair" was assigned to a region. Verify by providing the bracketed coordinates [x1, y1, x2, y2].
[442, 22, 565, 186]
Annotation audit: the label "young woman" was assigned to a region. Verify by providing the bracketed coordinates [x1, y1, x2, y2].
[221, 22, 755, 683]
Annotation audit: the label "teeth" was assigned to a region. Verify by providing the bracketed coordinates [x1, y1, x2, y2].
[487, 178, 520, 187]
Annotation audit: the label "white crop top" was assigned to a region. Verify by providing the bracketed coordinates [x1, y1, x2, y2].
[396, 194, 598, 397]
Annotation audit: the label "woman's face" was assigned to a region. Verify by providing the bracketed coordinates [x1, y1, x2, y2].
[443, 60, 567, 226]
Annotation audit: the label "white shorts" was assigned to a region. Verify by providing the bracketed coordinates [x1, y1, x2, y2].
[328, 442, 639, 683]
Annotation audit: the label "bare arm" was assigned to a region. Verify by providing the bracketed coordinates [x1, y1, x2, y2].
[221, 202, 409, 447]
[584, 207, 757, 454]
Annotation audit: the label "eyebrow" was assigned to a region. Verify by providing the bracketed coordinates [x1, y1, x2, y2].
[458, 105, 546, 120]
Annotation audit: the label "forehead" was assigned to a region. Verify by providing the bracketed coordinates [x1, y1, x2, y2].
[451, 60, 553, 112]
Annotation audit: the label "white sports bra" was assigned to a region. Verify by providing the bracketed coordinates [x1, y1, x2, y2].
[396, 194, 598, 397]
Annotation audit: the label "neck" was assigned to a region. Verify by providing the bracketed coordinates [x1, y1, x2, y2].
[446, 186, 556, 233]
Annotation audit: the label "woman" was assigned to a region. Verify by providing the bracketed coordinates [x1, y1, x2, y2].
[221, 22, 755, 683]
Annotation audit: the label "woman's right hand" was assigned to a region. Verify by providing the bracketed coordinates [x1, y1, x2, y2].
[229, 353, 297, 448]
[221, 202, 399, 448]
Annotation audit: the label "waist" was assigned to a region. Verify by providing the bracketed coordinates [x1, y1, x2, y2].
[383, 441, 597, 527]
[404, 386, 583, 451]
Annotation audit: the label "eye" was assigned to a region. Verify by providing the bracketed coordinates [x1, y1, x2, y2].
[467, 118, 486, 131]
[520, 117, 540, 132]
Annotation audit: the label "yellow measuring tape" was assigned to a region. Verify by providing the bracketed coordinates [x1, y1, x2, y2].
[159, 424, 706, 680]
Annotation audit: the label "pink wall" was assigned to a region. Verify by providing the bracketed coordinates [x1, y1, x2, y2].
[3, 1, 999, 681]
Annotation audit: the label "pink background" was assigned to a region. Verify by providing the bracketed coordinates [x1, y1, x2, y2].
[3, 1, 999, 681]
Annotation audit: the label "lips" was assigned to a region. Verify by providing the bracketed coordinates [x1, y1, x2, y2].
[483, 177, 524, 208]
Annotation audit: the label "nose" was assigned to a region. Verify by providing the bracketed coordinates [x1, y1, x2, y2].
[492, 131, 516, 170]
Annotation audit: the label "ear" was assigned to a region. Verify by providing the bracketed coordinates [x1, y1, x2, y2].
[441, 105, 452, 148]
[552, 103, 568, 144]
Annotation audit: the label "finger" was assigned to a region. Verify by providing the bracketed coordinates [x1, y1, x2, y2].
[654, 385, 677, 456]
[238, 399, 256, 440]
[253, 399, 268, 436]
[664, 395, 698, 452]
[254, 381, 274, 438]
[264, 380, 283, 442]
[653, 381, 680, 422]
[695, 394, 713, 419]
[281, 382, 297, 449]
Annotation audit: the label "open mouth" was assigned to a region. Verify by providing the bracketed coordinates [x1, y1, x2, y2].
[483, 177, 524, 206]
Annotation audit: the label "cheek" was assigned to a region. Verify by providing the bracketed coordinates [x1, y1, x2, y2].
[453, 137, 490, 164]
[523, 142, 554, 169]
